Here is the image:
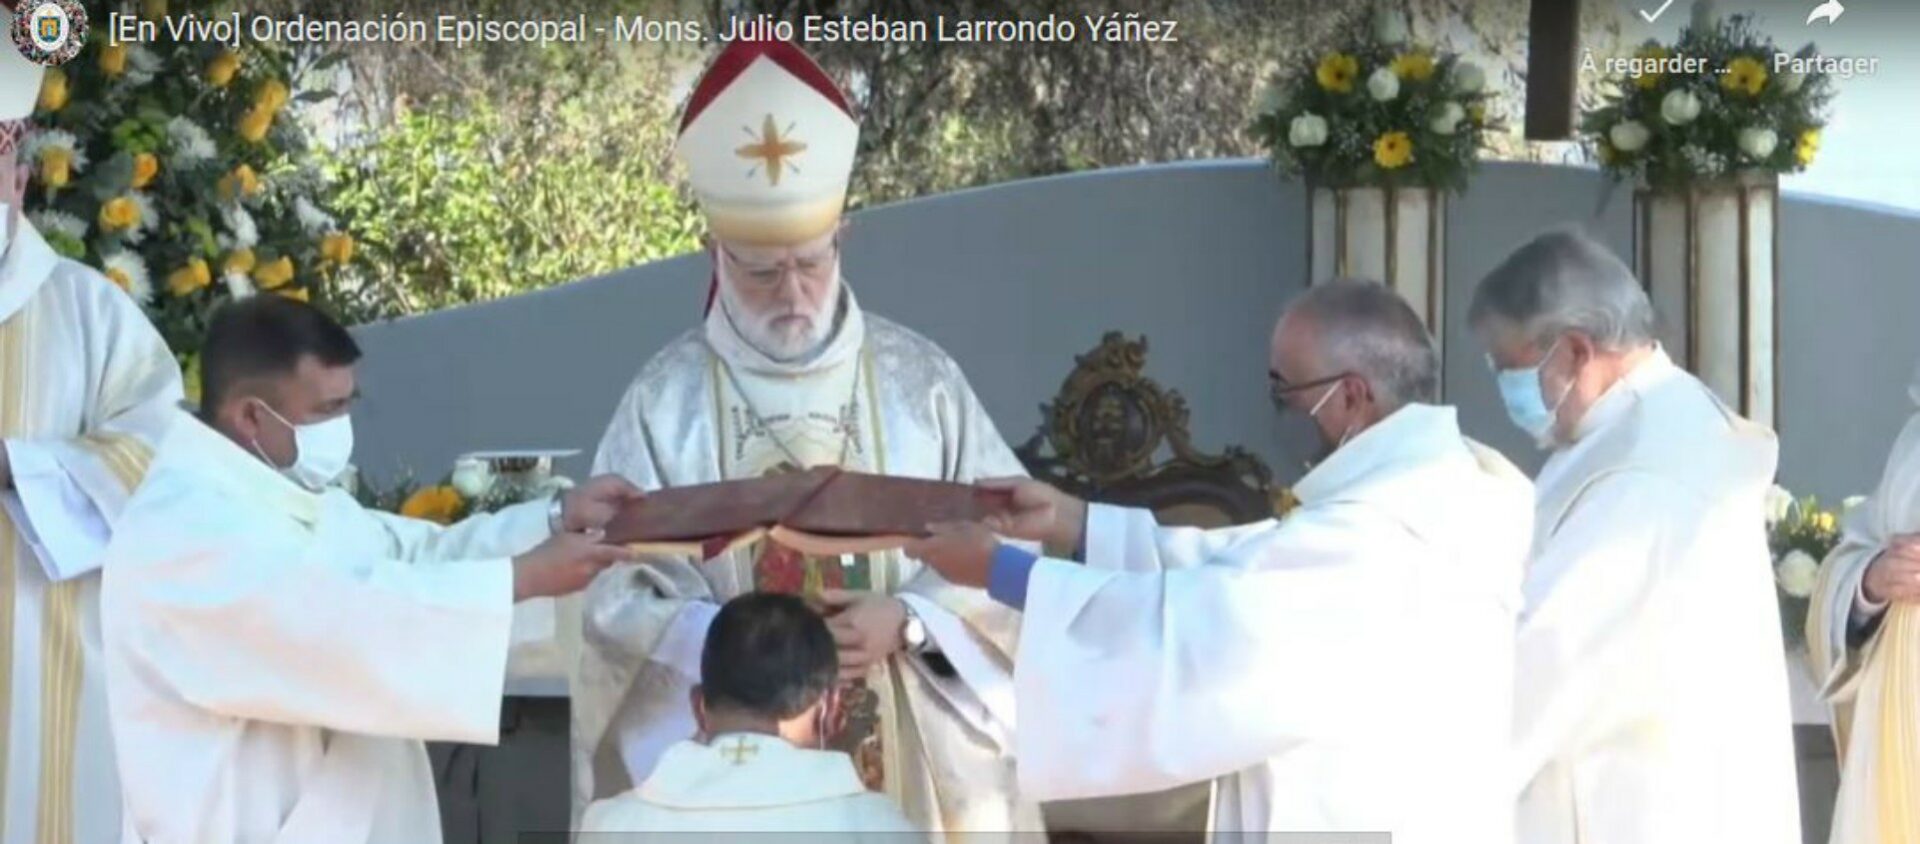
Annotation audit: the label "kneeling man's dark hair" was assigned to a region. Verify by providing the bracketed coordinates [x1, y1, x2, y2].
[700, 592, 837, 720]
[198, 296, 361, 416]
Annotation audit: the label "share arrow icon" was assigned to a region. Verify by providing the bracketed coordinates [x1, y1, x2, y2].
[1807, 1, 1846, 25]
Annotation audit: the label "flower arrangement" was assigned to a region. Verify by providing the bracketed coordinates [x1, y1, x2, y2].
[1582, 5, 1835, 190]
[1250, 6, 1497, 191]
[24, 0, 356, 394]
[357, 455, 575, 526]
[1766, 484, 1859, 648]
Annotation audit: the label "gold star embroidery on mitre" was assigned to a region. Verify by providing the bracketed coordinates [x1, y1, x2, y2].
[736, 115, 808, 187]
[720, 736, 760, 765]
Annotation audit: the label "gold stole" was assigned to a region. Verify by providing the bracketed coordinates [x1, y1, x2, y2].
[0, 305, 153, 843]
[1876, 606, 1920, 842]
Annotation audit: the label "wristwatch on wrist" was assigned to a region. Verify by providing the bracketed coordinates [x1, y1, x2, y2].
[901, 601, 930, 655]
[547, 493, 568, 535]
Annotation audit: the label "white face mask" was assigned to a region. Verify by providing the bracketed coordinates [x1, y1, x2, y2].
[251, 399, 354, 491]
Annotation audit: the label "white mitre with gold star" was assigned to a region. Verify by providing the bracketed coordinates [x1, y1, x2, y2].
[675, 39, 857, 246]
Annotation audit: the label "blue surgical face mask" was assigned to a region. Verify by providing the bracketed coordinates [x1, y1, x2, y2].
[1494, 340, 1575, 447]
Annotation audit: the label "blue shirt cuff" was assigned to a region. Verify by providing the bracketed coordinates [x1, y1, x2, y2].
[987, 543, 1038, 610]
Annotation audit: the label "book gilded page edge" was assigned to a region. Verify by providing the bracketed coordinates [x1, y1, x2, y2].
[625, 527, 767, 561]
[766, 525, 916, 557]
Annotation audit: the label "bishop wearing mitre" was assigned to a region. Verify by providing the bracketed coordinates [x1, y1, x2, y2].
[1809, 362, 1920, 844]
[572, 39, 1039, 833]
[0, 32, 185, 844]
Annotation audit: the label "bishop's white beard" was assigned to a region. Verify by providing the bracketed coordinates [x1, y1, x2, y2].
[719, 279, 840, 363]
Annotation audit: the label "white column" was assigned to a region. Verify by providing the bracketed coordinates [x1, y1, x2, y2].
[1636, 175, 1779, 430]
[1308, 186, 1449, 389]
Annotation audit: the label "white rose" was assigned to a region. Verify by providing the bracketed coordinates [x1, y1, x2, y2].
[1452, 61, 1486, 95]
[1661, 89, 1702, 126]
[1430, 102, 1467, 136]
[1368, 67, 1401, 102]
[1776, 549, 1820, 599]
[1844, 495, 1868, 512]
[1765, 484, 1795, 525]
[1609, 120, 1651, 153]
[1737, 126, 1780, 161]
[1778, 70, 1806, 94]
[1289, 112, 1329, 147]
[1373, 9, 1409, 45]
[450, 458, 495, 499]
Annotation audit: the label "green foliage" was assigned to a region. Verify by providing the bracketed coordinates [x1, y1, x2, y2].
[1581, 12, 1835, 189]
[324, 58, 701, 318]
[24, 1, 356, 367]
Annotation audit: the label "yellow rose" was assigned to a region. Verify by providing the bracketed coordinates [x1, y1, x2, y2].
[38, 68, 69, 112]
[39, 147, 72, 188]
[320, 232, 355, 265]
[277, 286, 310, 302]
[1316, 53, 1359, 94]
[206, 51, 241, 88]
[237, 107, 274, 144]
[1373, 131, 1414, 170]
[255, 79, 291, 113]
[131, 153, 160, 190]
[104, 267, 134, 294]
[99, 196, 140, 231]
[222, 248, 257, 276]
[167, 259, 212, 297]
[252, 256, 295, 290]
[1723, 56, 1769, 97]
[1390, 50, 1436, 82]
[1816, 511, 1837, 533]
[219, 164, 260, 200]
[1795, 128, 1821, 166]
[1632, 45, 1669, 90]
[400, 486, 465, 525]
[141, 0, 167, 20]
[100, 43, 128, 78]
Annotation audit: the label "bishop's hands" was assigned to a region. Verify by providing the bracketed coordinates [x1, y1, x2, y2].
[977, 476, 1086, 557]
[904, 522, 1000, 589]
[512, 532, 635, 602]
[817, 589, 907, 681]
[1865, 533, 1920, 605]
[559, 474, 645, 534]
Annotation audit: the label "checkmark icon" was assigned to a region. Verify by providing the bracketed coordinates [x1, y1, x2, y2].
[1639, 0, 1676, 22]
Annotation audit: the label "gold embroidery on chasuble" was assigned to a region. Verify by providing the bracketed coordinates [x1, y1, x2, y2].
[709, 348, 896, 793]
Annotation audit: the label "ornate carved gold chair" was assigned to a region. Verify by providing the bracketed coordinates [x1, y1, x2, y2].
[1014, 332, 1281, 843]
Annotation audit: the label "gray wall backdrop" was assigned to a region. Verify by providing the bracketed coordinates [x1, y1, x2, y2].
[349, 160, 1920, 501]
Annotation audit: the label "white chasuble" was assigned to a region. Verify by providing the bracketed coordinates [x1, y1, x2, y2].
[581, 733, 919, 837]
[1808, 379, 1920, 844]
[102, 413, 552, 844]
[578, 288, 1038, 833]
[1011, 405, 1533, 844]
[1514, 351, 1798, 844]
[0, 222, 182, 844]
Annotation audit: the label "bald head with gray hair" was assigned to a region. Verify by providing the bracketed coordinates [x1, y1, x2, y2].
[1283, 278, 1439, 412]
[1468, 228, 1657, 350]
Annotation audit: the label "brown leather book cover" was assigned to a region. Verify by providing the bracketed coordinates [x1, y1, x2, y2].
[604, 468, 1012, 558]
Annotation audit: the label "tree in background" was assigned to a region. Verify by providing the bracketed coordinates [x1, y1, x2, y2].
[25, 0, 356, 395]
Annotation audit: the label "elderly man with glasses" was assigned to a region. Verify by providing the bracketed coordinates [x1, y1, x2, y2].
[571, 40, 1038, 835]
[905, 279, 1533, 842]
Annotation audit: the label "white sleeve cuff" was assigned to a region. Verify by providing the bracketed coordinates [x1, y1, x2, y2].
[1856, 577, 1889, 620]
[653, 601, 719, 681]
[2, 440, 110, 581]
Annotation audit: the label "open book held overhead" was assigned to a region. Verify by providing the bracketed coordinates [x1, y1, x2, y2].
[604, 467, 1014, 560]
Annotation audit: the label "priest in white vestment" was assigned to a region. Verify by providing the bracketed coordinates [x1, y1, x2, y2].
[0, 42, 184, 844]
[908, 280, 1534, 842]
[1807, 360, 1920, 844]
[1470, 230, 1799, 844]
[583, 592, 918, 838]
[574, 39, 1037, 833]
[102, 297, 640, 844]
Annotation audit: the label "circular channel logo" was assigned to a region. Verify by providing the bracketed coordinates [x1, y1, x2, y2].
[10, 0, 88, 67]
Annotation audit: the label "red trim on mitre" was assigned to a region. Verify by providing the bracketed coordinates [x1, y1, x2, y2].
[678, 38, 853, 135]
